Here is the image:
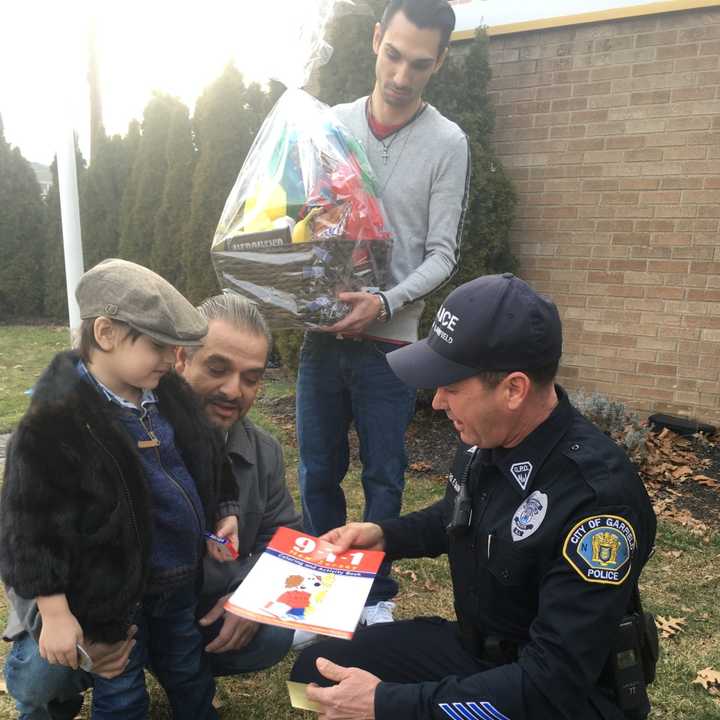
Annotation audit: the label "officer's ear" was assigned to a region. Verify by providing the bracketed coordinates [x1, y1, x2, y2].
[503, 372, 531, 411]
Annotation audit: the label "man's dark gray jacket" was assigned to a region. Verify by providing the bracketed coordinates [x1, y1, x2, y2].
[201, 415, 302, 600]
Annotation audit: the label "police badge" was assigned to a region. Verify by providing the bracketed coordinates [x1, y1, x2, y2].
[511, 491, 548, 542]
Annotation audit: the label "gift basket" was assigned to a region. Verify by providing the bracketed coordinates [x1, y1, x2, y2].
[211, 2, 393, 329]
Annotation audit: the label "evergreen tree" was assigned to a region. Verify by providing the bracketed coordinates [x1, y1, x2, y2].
[124, 119, 142, 171]
[82, 126, 140, 269]
[425, 33, 517, 298]
[0, 116, 47, 319]
[314, 0, 384, 105]
[118, 94, 185, 266]
[151, 103, 194, 287]
[183, 65, 266, 303]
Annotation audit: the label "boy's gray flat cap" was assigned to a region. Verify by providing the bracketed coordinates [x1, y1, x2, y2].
[76, 258, 207, 346]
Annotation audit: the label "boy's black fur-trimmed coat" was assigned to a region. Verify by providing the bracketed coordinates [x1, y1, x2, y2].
[0, 351, 239, 643]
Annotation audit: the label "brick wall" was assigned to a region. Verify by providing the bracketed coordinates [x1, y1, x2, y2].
[484, 6, 720, 424]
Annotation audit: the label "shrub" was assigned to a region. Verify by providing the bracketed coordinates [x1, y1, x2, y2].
[273, 329, 304, 373]
[570, 389, 648, 461]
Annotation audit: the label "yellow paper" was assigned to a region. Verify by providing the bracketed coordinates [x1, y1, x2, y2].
[287, 681, 321, 713]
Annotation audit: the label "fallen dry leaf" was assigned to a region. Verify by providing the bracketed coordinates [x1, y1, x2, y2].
[672, 465, 693, 480]
[409, 461, 433, 473]
[655, 615, 686, 639]
[395, 567, 418, 583]
[693, 667, 720, 696]
[694, 475, 720, 488]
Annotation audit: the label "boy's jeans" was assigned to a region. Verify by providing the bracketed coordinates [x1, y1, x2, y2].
[3, 594, 292, 719]
[296, 333, 417, 604]
[92, 583, 216, 720]
[3, 633, 89, 720]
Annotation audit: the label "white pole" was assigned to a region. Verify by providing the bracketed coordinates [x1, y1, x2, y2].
[57, 127, 84, 344]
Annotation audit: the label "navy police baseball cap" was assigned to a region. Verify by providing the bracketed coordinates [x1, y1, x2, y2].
[387, 273, 562, 389]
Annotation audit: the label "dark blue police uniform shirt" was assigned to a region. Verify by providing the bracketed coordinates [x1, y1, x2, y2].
[377, 386, 657, 720]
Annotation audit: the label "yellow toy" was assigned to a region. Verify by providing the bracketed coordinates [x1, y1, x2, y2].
[243, 182, 288, 233]
[291, 207, 323, 243]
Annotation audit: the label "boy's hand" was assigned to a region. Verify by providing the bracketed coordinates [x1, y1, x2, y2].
[39, 609, 84, 669]
[206, 515, 239, 562]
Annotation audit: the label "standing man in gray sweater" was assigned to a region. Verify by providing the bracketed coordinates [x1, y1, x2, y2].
[296, 0, 470, 630]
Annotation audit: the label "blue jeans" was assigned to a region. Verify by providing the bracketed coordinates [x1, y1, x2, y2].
[3, 594, 292, 719]
[91, 584, 216, 720]
[296, 333, 416, 604]
[3, 633, 90, 720]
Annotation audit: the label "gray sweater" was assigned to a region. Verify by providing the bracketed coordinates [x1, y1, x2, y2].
[334, 97, 470, 343]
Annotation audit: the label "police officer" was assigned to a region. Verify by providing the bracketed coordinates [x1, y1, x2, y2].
[291, 273, 657, 720]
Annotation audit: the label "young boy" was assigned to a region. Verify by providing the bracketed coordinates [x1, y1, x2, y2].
[0, 259, 240, 720]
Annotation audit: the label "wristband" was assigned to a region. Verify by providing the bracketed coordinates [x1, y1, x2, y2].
[372, 292, 390, 323]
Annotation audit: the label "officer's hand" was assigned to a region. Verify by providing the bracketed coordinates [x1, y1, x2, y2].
[85, 625, 138, 679]
[316, 292, 383, 335]
[307, 657, 379, 719]
[320, 523, 385, 553]
[199, 594, 260, 653]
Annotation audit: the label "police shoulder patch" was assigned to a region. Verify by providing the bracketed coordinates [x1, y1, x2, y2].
[562, 514, 636, 585]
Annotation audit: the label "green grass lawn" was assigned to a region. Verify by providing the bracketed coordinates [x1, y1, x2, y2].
[0, 326, 70, 432]
[0, 328, 719, 717]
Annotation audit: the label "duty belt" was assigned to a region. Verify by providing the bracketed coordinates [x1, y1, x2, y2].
[480, 635, 521, 664]
[459, 626, 521, 664]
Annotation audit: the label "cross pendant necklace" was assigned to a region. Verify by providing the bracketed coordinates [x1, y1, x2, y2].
[368, 96, 402, 165]
[367, 96, 426, 165]
[379, 134, 400, 165]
